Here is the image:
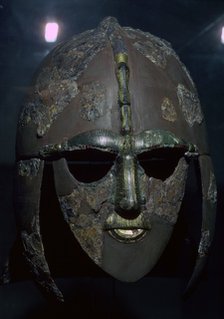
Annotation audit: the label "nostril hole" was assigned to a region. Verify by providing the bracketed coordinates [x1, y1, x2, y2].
[115, 204, 141, 220]
[116, 209, 141, 220]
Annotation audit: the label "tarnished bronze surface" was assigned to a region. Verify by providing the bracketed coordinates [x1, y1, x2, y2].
[13, 17, 216, 301]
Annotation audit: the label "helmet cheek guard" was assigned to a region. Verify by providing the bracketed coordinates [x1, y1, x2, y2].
[15, 158, 64, 302]
[13, 17, 216, 301]
[185, 154, 216, 295]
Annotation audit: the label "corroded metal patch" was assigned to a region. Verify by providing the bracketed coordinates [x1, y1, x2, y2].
[161, 97, 177, 122]
[124, 27, 196, 88]
[59, 189, 104, 265]
[133, 40, 172, 68]
[125, 27, 176, 69]
[146, 158, 189, 225]
[207, 172, 217, 204]
[19, 24, 108, 137]
[21, 231, 45, 261]
[21, 230, 64, 301]
[20, 79, 79, 137]
[70, 216, 103, 265]
[80, 82, 106, 121]
[177, 84, 203, 127]
[198, 230, 211, 257]
[58, 193, 104, 265]
[18, 158, 41, 177]
[58, 189, 81, 222]
[57, 172, 114, 266]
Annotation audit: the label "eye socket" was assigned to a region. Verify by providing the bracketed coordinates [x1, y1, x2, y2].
[65, 149, 116, 183]
[137, 148, 185, 181]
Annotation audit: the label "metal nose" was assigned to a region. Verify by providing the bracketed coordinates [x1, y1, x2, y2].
[114, 154, 141, 219]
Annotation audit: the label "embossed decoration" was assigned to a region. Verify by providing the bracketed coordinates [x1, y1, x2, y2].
[207, 172, 217, 204]
[124, 27, 175, 68]
[18, 159, 41, 177]
[161, 97, 177, 122]
[20, 79, 79, 137]
[177, 84, 203, 127]
[133, 40, 172, 68]
[125, 27, 196, 88]
[80, 82, 106, 121]
[198, 230, 211, 257]
[19, 27, 108, 136]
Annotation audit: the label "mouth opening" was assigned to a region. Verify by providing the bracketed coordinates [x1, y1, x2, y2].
[105, 213, 150, 243]
[107, 228, 147, 243]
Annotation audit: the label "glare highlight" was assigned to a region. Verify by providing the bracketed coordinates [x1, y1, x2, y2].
[45, 22, 59, 43]
[221, 26, 224, 44]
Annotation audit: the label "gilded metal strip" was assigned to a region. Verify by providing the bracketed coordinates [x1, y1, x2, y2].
[114, 52, 132, 134]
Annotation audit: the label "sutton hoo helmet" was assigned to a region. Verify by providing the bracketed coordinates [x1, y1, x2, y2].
[15, 17, 217, 301]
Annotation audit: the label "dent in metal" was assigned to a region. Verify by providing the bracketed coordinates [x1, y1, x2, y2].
[80, 81, 106, 121]
[177, 84, 203, 127]
[18, 159, 41, 177]
[161, 97, 177, 122]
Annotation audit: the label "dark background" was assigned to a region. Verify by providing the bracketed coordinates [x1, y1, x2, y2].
[0, 0, 223, 318]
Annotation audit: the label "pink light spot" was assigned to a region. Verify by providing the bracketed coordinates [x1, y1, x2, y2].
[45, 22, 59, 43]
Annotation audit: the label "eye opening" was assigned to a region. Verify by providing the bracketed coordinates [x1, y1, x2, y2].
[137, 147, 186, 180]
[64, 148, 117, 183]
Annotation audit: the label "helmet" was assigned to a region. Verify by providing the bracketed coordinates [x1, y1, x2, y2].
[15, 17, 216, 301]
